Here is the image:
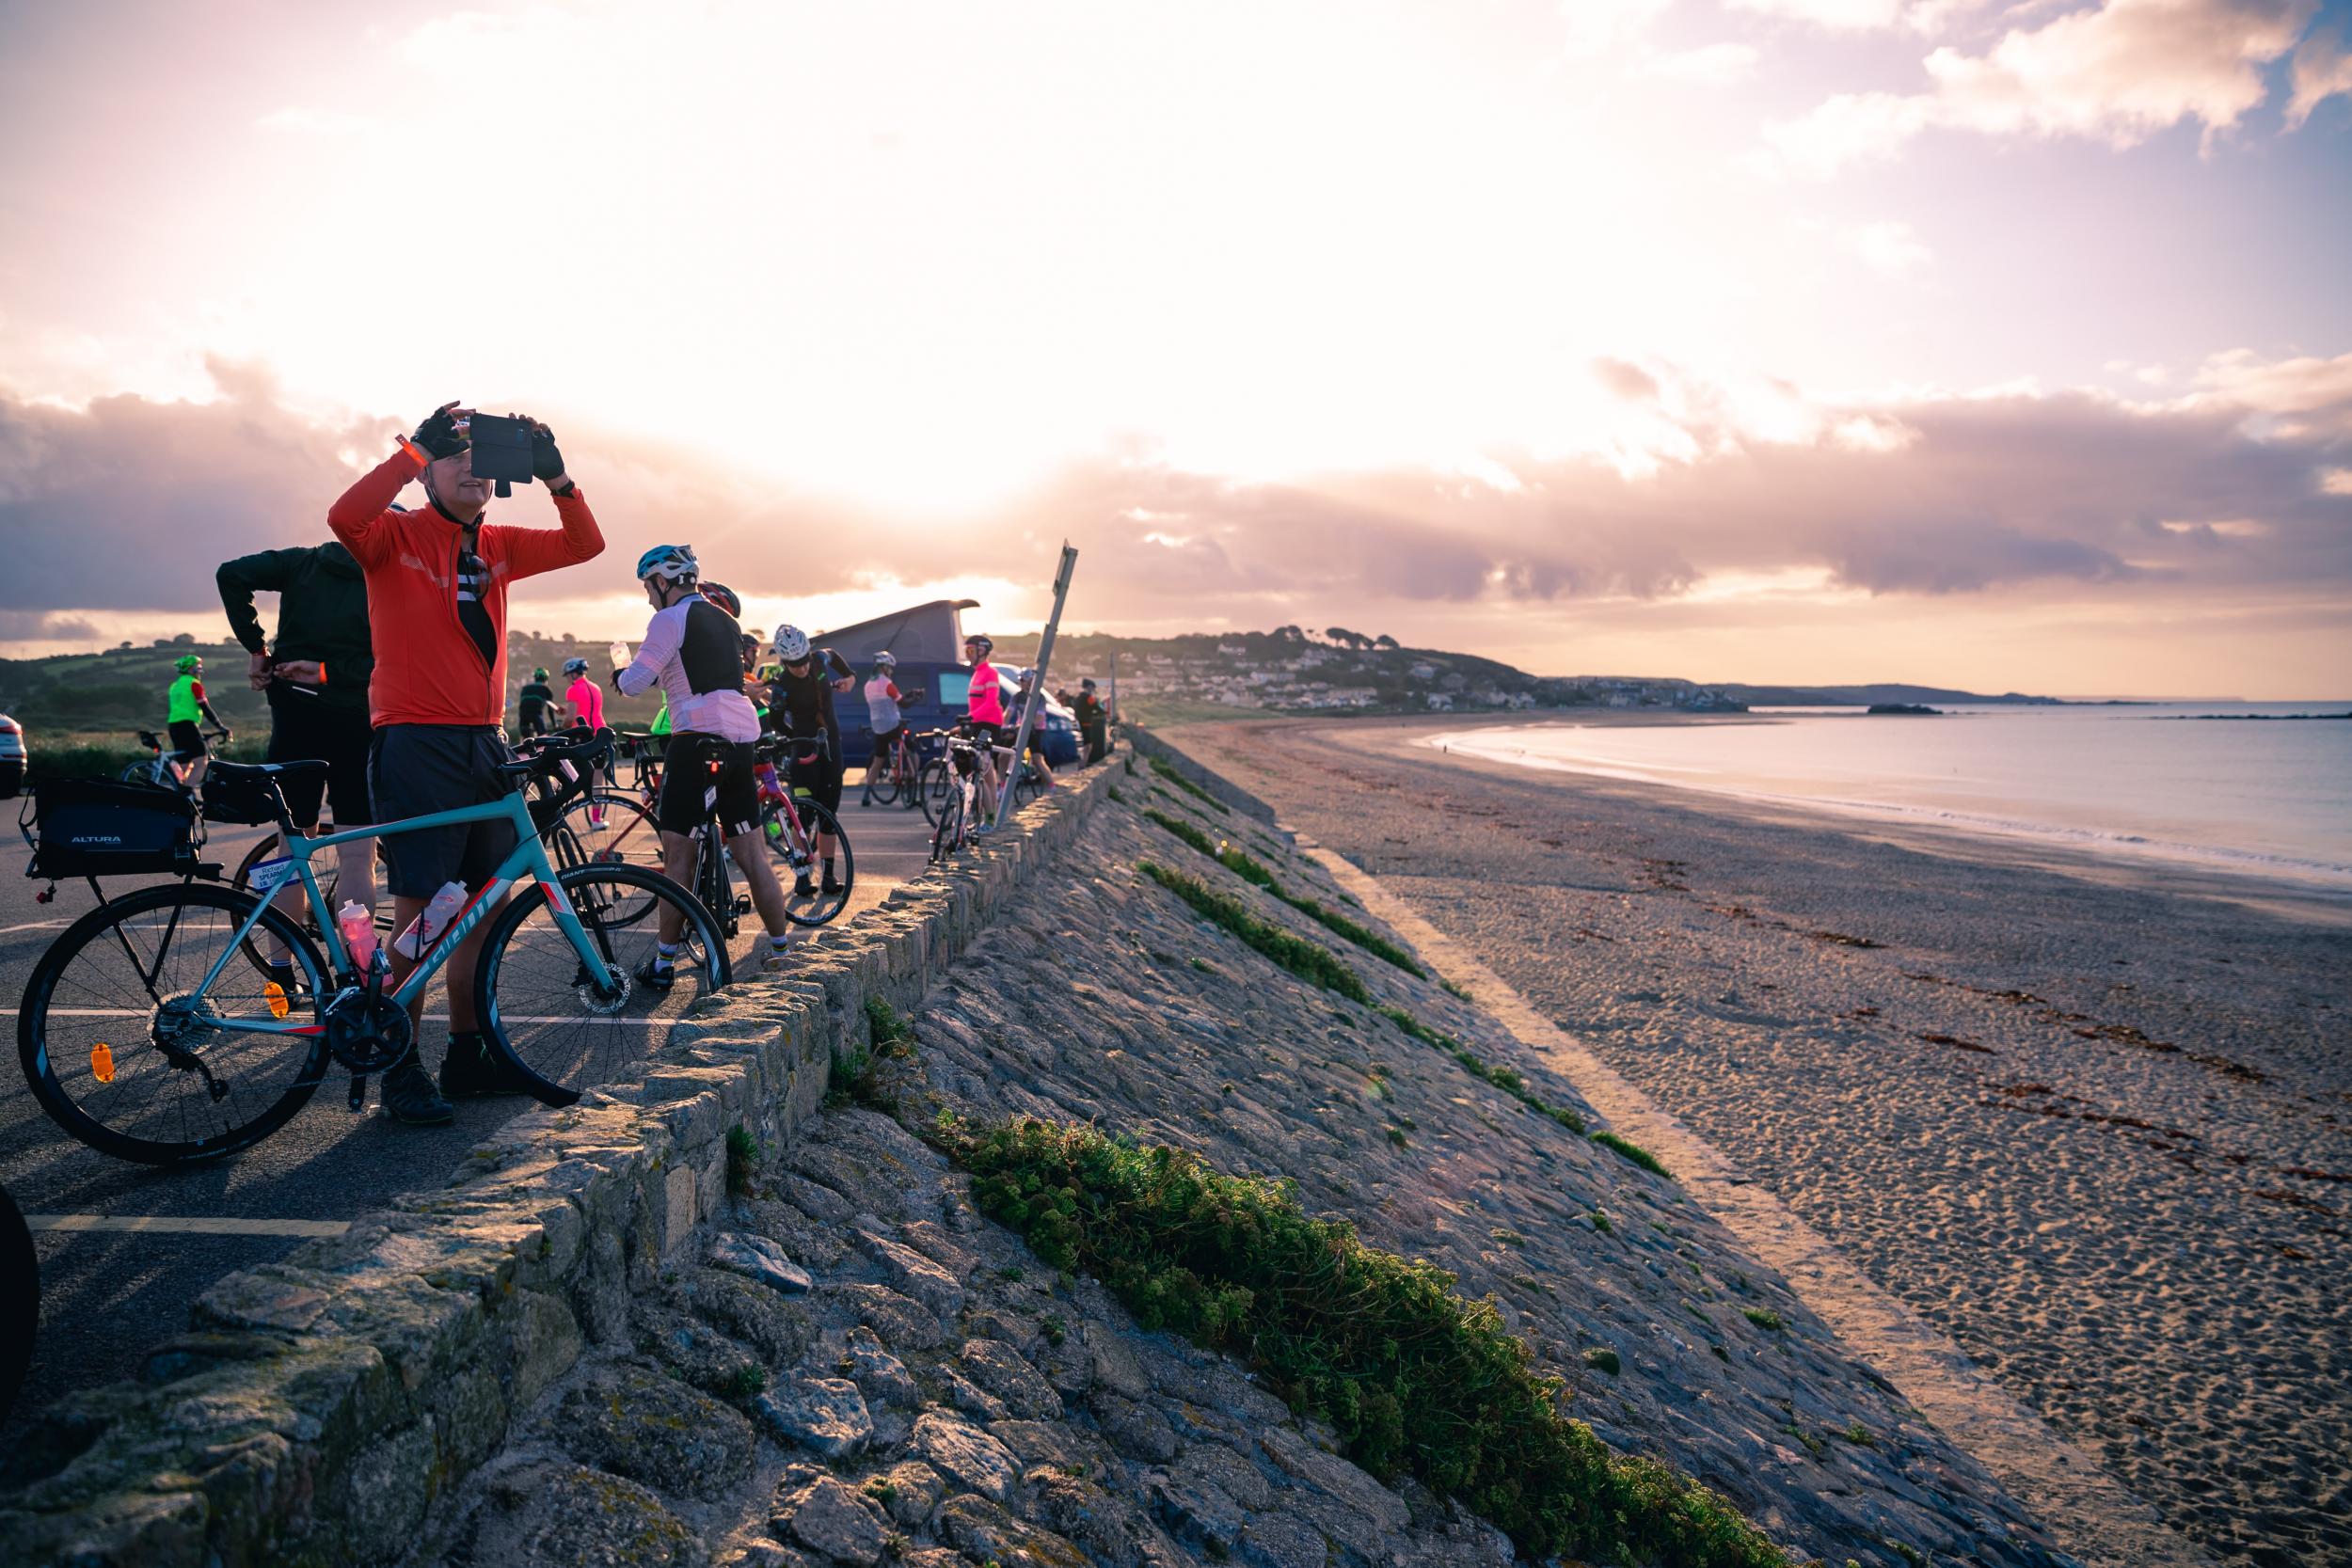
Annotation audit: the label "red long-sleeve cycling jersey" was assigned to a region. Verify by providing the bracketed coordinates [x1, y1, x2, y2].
[327, 445, 604, 728]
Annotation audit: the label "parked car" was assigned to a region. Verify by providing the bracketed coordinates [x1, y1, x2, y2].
[829, 664, 1079, 769]
[0, 714, 26, 799]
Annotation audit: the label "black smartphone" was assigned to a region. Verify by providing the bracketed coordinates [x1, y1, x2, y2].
[467, 414, 535, 491]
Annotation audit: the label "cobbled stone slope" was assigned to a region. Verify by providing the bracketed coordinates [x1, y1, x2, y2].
[412, 758, 2074, 1568]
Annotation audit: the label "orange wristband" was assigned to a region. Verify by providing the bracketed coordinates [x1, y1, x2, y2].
[395, 435, 428, 466]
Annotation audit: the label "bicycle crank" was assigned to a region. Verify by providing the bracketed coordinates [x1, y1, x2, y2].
[321, 986, 415, 1077]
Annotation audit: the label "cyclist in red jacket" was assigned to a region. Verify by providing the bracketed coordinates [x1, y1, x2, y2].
[326, 401, 605, 1126]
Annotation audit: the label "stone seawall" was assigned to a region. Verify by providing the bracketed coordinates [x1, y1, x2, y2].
[0, 765, 1120, 1568]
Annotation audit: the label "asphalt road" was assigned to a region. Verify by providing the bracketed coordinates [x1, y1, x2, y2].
[0, 777, 937, 1450]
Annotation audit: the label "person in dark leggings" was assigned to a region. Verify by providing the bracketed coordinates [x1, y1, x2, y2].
[763, 625, 854, 897]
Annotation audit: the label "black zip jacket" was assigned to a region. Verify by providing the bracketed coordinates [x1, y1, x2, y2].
[216, 542, 374, 714]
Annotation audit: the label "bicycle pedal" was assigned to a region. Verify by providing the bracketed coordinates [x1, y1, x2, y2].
[734, 895, 752, 915]
[348, 1073, 368, 1113]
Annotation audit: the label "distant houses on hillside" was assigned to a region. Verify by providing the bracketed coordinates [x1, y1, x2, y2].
[1029, 633, 1743, 717]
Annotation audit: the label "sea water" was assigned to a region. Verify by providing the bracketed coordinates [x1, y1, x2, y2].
[1426, 702, 2352, 887]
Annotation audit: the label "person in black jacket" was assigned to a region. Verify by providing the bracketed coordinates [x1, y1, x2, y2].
[516, 667, 557, 736]
[216, 541, 377, 990]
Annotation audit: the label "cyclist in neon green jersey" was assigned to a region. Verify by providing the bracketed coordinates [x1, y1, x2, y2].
[164, 654, 230, 791]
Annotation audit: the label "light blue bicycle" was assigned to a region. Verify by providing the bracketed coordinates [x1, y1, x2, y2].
[16, 729, 730, 1165]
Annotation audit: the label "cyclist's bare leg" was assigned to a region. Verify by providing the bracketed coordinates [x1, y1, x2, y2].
[727, 828, 792, 936]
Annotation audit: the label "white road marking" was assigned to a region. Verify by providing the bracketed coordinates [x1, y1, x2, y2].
[24, 1212, 351, 1239]
[0, 920, 71, 936]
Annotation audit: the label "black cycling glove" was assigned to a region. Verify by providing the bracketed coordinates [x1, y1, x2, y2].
[412, 403, 469, 460]
[530, 422, 566, 482]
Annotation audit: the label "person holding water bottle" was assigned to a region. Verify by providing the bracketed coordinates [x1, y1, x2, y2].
[327, 400, 604, 1126]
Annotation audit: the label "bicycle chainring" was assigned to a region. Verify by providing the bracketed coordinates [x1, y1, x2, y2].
[322, 986, 415, 1075]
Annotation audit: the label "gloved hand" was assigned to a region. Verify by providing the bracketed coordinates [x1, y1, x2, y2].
[412, 402, 469, 460]
[528, 420, 565, 483]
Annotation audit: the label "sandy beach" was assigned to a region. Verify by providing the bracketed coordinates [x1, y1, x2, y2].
[1169, 714, 2352, 1568]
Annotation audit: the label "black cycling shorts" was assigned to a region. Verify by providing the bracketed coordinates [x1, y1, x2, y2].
[168, 720, 209, 759]
[655, 736, 760, 838]
[267, 700, 373, 828]
[367, 724, 516, 899]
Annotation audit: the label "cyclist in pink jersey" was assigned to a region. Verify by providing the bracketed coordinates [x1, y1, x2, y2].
[563, 657, 606, 730]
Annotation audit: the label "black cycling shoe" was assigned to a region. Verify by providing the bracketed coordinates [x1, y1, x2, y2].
[820, 874, 845, 897]
[792, 875, 817, 900]
[631, 956, 677, 993]
[439, 1034, 536, 1100]
[381, 1059, 454, 1126]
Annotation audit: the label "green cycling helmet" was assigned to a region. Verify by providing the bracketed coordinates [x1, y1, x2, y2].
[174, 655, 201, 673]
[533, 667, 549, 681]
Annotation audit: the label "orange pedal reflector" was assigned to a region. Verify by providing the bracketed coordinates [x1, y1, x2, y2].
[264, 982, 290, 1020]
[91, 1042, 116, 1084]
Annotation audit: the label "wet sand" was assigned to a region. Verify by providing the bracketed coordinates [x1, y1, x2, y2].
[1168, 715, 2352, 1568]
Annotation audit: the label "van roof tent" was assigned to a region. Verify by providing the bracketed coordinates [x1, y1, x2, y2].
[814, 598, 978, 667]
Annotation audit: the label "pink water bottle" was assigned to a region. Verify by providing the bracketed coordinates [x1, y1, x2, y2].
[337, 900, 377, 966]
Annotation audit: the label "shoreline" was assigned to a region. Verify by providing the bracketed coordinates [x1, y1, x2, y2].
[1241, 709, 2352, 927]
[1168, 715, 2352, 1568]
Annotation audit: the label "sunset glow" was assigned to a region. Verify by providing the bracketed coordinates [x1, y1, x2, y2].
[2, 0, 2347, 692]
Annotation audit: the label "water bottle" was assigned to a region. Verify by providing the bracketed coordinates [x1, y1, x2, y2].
[607, 641, 632, 672]
[337, 899, 377, 966]
[393, 881, 468, 959]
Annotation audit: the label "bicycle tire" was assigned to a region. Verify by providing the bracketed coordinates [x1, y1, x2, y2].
[696, 828, 742, 941]
[548, 792, 665, 927]
[1011, 770, 1042, 812]
[18, 883, 330, 1165]
[119, 763, 155, 785]
[0, 1182, 34, 1421]
[930, 784, 963, 863]
[916, 759, 952, 826]
[474, 863, 732, 1107]
[864, 751, 900, 807]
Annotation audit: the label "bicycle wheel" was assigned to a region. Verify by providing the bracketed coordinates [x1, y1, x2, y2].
[18, 884, 329, 1165]
[1011, 769, 1042, 812]
[548, 791, 665, 926]
[930, 784, 963, 863]
[0, 1182, 33, 1421]
[764, 799, 852, 926]
[473, 864, 732, 1106]
[916, 759, 953, 825]
[864, 749, 900, 807]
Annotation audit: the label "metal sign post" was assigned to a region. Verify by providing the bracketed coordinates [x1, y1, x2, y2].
[997, 543, 1079, 824]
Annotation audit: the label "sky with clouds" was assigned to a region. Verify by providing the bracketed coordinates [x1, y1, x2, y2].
[1, 0, 2347, 694]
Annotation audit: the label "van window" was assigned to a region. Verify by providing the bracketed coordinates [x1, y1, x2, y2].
[934, 671, 972, 708]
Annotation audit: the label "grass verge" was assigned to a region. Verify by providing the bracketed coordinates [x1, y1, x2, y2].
[1375, 1005, 1586, 1134]
[949, 1116, 1782, 1566]
[1148, 755, 1232, 814]
[1138, 861, 1369, 1003]
[1594, 1130, 1672, 1179]
[1143, 810, 1422, 976]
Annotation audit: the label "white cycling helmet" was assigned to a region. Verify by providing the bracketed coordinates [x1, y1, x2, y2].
[635, 543, 699, 582]
[771, 625, 812, 662]
[874, 649, 898, 667]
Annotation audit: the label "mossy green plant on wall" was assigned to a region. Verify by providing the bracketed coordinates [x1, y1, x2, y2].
[951, 1116, 1784, 1566]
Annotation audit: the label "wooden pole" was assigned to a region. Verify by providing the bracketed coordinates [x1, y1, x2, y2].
[996, 543, 1079, 823]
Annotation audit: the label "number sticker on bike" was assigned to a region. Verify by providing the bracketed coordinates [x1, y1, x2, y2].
[247, 856, 300, 894]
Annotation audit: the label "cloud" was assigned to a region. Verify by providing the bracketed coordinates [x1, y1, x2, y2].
[1635, 42, 1763, 82]
[2286, 24, 2352, 125]
[1559, 0, 1674, 57]
[1726, 0, 1909, 30]
[1843, 219, 1934, 273]
[3, 350, 2347, 652]
[1762, 0, 2322, 175]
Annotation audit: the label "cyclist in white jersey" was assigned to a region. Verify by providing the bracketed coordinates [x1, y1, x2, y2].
[611, 545, 795, 978]
[858, 650, 907, 808]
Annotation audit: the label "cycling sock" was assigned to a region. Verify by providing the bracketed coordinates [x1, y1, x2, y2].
[768, 933, 789, 953]
[823, 857, 835, 879]
[651, 942, 678, 972]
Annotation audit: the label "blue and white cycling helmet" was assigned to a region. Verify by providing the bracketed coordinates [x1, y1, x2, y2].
[771, 625, 812, 662]
[635, 543, 699, 582]
[874, 649, 897, 667]
[562, 657, 589, 675]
